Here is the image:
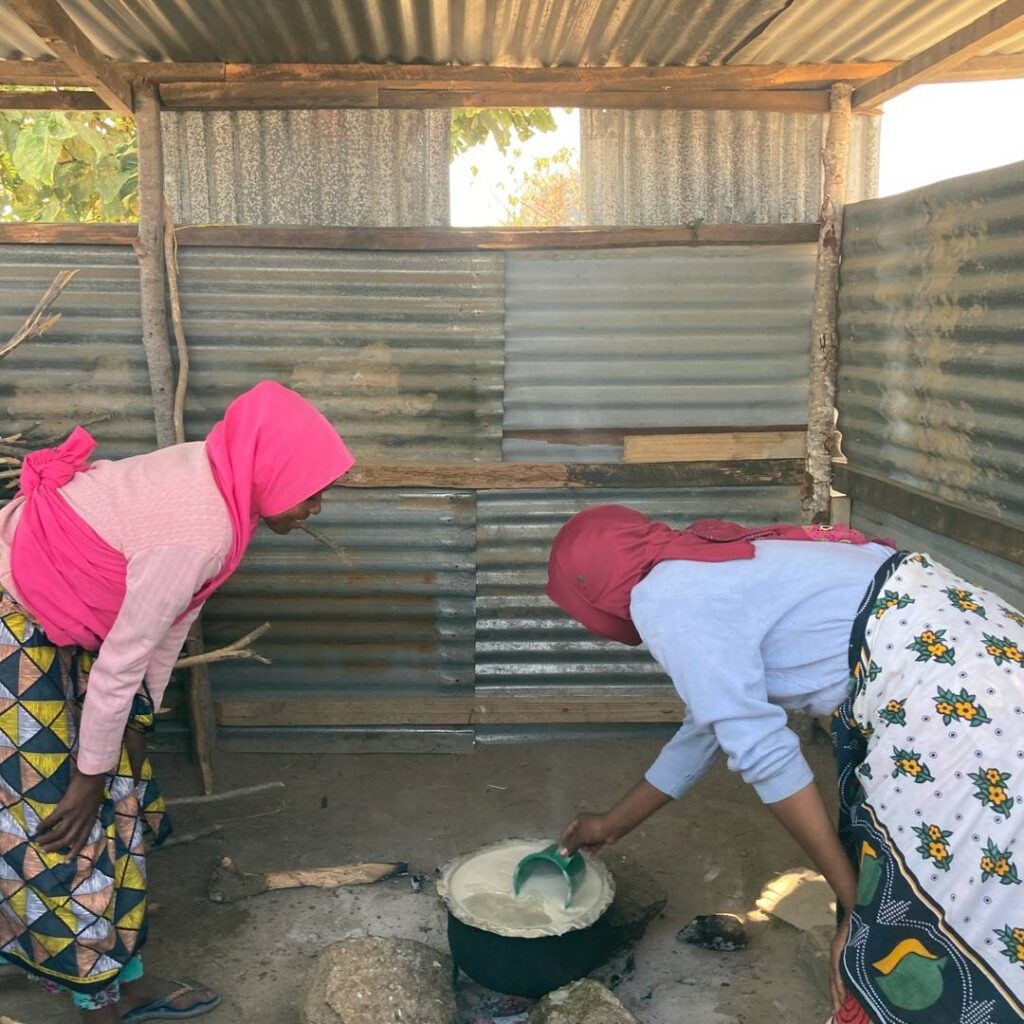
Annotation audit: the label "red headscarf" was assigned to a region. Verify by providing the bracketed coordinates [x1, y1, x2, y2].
[11, 381, 354, 648]
[546, 504, 884, 646]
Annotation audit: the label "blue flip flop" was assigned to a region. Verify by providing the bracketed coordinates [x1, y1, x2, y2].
[121, 979, 222, 1022]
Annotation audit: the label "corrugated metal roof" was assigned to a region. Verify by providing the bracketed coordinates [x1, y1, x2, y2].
[204, 488, 477, 698]
[581, 109, 879, 225]
[163, 109, 450, 227]
[174, 246, 504, 461]
[475, 486, 801, 695]
[837, 159, 1024, 528]
[503, 245, 816, 456]
[0, 0, 789, 66]
[733, 0, 1024, 63]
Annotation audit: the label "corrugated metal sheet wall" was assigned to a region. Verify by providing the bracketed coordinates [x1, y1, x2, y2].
[172, 247, 505, 461]
[162, 109, 450, 226]
[0, 242, 804, 744]
[581, 110, 879, 225]
[476, 486, 802, 698]
[837, 160, 1024, 528]
[503, 245, 816, 460]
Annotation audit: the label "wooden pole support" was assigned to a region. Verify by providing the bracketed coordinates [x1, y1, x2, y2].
[133, 82, 176, 448]
[802, 83, 853, 525]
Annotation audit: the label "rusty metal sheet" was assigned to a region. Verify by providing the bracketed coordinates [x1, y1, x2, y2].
[837, 160, 1024, 530]
[475, 485, 801, 695]
[174, 246, 504, 462]
[202, 488, 476, 700]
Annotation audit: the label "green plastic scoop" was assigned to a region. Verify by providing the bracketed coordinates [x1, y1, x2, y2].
[512, 843, 586, 909]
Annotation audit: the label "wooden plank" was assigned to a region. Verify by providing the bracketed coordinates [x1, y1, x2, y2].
[854, 0, 1024, 111]
[6, 55, 1024, 90]
[222, 61, 896, 89]
[381, 88, 830, 113]
[0, 90, 106, 110]
[173, 223, 820, 250]
[802, 84, 852, 526]
[4, 0, 132, 115]
[833, 465, 1024, 567]
[161, 79, 829, 112]
[0, 224, 137, 244]
[216, 694, 682, 727]
[623, 430, 807, 463]
[338, 459, 803, 490]
[0, 223, 818, 250]
[160, 81, 379, 109]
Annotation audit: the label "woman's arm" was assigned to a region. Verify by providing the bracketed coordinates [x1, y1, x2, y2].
[559, 778, 671, 855]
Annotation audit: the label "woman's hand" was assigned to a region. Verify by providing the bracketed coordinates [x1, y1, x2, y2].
[559, 812, 621, 857]
[830, 911, 852, 1013]
[34, 768, 106, 859]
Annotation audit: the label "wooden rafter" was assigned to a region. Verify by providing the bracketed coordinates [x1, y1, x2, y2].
[0, 90, 105, 110]
[4, 0, 132, 114]
[854, 0, 1024, 111]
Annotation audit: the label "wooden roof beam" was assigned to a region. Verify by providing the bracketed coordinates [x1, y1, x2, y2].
[0, 90, 105, 110]
[4, 0, 133, 115]
[854, 0, 1024, 111]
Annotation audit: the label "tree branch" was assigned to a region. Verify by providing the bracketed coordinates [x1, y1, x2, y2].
[174, 622, 272, 669]
[0, 269, 79, 361]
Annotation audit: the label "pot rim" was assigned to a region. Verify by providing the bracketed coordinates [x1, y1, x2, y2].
[437, 837, 615, 939]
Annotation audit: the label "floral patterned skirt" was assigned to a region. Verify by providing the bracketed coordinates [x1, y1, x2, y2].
[0, 589, 170, 995]
[833, 553, 1024, 1023]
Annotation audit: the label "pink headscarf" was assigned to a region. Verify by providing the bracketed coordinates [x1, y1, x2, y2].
[10, 381, 354, 649]
[546, 505, 887, 647]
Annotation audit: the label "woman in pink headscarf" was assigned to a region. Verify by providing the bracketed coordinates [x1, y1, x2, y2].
[0, 381, 354, 1022]
[546, 505, 1024, 1024]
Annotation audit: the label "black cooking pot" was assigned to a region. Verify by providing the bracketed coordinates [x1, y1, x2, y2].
[438, 838, 616, 999]
[446, 905, 612, 998]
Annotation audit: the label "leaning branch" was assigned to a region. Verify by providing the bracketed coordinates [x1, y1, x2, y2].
[173, 622, 272, 669]
[0, 269, 79, 361]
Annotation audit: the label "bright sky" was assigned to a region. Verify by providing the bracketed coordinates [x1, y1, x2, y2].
[878, 78, 1024, 196]
[449, 80, 1024, 223]
[449, 107, 579, 226]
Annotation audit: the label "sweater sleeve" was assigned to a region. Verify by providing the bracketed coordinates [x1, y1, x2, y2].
[76, 546, 219, 775]
[636, 591, 813, 805]
[142, 604, 203, 715]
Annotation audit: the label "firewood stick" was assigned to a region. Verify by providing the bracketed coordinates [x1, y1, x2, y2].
[173, 622, 272, 669]
[165, 781, 284, 807]
[0, 269, 79, 362]
[208, 856, 407, 904]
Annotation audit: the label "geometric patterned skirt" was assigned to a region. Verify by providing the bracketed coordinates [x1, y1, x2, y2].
[0, 588, 170, 995]
[833, 553, 1024, 1023]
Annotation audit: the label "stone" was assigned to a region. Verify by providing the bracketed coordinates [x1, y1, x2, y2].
[677, 913, 747, 951]
[299, 936, 456, 1024]
[598, 854, 668, 960]
[530, 980, 639, 1024]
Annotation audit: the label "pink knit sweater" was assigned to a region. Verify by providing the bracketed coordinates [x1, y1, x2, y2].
[0, 442, 232, 774]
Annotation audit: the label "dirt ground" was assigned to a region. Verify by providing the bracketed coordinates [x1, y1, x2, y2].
[2, 732, 838, 1023]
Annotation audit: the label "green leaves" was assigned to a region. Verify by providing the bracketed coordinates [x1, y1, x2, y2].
[0, 109, 137, 222]
[12, 113, 76, 187]
[450, 107, 559, 159]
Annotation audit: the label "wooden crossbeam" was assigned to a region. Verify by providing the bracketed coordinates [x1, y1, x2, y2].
[854, 0, 1024, 111]
[4, 0, 132, 115]
[0, 90, 105, 110]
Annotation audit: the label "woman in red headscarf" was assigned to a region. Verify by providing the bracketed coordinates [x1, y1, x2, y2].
[547, 505, 1024, 1024]
[0, 381, 354, 1022]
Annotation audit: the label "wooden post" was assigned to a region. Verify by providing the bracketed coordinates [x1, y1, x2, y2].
[133, 81, 176, 448]
[136, 83, 216, 791]
[802, 83, 853, 525]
